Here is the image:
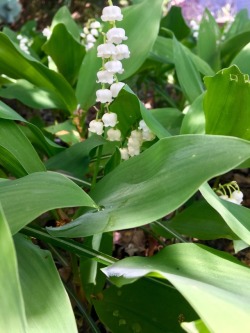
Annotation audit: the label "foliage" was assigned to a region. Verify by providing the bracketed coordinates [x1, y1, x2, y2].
[0, 1, 250, 332]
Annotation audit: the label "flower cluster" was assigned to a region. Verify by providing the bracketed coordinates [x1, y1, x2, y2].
[119, 120, 156, 160]
[216, 181, 244, 205]
[88, 3, 130, 143]
[81, 20, 102, 51]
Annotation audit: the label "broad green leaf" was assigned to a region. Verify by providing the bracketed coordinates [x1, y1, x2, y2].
[173, 37, 204, 103]
[181, 319, 210, 333]
[103, 243, 250, 333]
[0, 205, 27, 333]
[151, 107, 183, 135]
[0, 99, 24, 121]
[93, 278, 198, 333]
[221, 30, 250, 66]
[231, 42, 250, 75]
[160, 5, 190, 41]
[76, 0, 164, 109]
[0, 79, 63, 110]
[0, 32, 77, 112]
[162, 199, 237, 240]
[0, 171, 97, 235]
[15, 234, 78, 333]
[224, 9, 250, 40]
[180, 94, 205, 134]
[0, 119, 45, 176]
[47, 135, 250, 237]
[150, 36, 214, 76]
[109, 85, 142, 137]
[197, 9, 220, 71]
[200, 182, 250, 245]
[204, 65, 250, 140]
[45, 119, 81, 145]
[52, 6, 81, 42]
[45, 135, 106, 180]
[43, 24, 85, 85]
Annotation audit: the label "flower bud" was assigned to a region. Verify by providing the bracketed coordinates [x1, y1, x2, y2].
[102, 112, 118, 127]
[107, 128, 121, 141]
[88, 120, 104, 135]
[106, 28, 128, 44]
[101, 6, 123, 22]
[110, 82, 125, 97]
[97, 43, 116, 58]
[96, 70, 114, 84]
[86, 34, 96, 43]
[113, 44, 130, 60]
[231, 190, 244, 204]
[104, 60, 124, 74]
[90, 21, 101, 29]
[91, 28, 99, 37]
[96, 89, 113, 103]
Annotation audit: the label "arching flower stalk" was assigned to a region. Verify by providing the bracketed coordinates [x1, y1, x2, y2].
[88, 0, 129, 143]
[215, 181, 244, 205]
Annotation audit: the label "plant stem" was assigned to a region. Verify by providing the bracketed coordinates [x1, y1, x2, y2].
[91, 145, 103, 190]
[155, 221, 187, 243]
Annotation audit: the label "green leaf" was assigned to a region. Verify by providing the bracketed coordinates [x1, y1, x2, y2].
[197, 9, 220, 71]
[15, 234, 78, 333]
[151, 107, 183, 135]
[224, 9, 250, 40]
[45, 119, 81, 145]
[181, 319, 210, 333]
[160, 5, 190, 41]
[0, 119, 45, 176]
[45, 134, 106, 180]
[204, 65, 250, 140]
[231, 42, 250, 76]
[0, 205, 27, 333]
[93, 278, 198, 333]
[47, 135, 250, 237]
[0, 32, 77, 112]
[163, 199, 238, 240]
[52, 6, 81, 42]
[0, 171, 97, 235]
[199, 182, 250, 245]
[43, 24, 85, 85]
[173, 37, 204, 102]
[76, 0, 164, 109]
[103, 243, 250, 333]
[150, 36, 214, 76]
[180, 94, 205, 134]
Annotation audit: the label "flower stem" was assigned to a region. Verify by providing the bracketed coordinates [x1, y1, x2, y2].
[91, 144, 103, 190]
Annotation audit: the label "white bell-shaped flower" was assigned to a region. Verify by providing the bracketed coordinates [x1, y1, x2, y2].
[86, 34, 96, 43]
[142, 130, 156, 141]
[96, 89, 113, 103]
[110, 82, 125, 97]
[90, 21, 101, 29]
[138, 120, 149, 132]
[128, 145, 140, 157]
[113, 44, 130, 60]
[102, 112, 118, 127]
[231, 190, 244, 204]
[101, 6, 123, 22]
[90, 28, 99, 37]
[120, 147, 129, 160]
[104, 60, 124, 74]
[86, 42, 95, 51]
[106, 28, 128, 44]
[130, 130, 143, 143]
[107, 128, 121, 141]
[97, 43, 116, 58]
[96, 70, 114, 84]
[88, 120, 104, 135]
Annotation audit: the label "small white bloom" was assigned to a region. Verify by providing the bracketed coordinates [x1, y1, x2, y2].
[83, 27, 89, 34]
[90, 28, 99, 37]
[138, 120, 149, 131]
[120, 147, 129, 160]
[90, 21, 101, 29]
[106, 28, 128, 44]
[101, 6, 123, 22]
[104, 60, 124, 74]
[42, 27, 52, 39]
[110, 82, 125, 97]
[96, 70, 114, 84]
[86, 34, 96, 43]
[86, 42, 95, 50]
[102, 112, 118, 127]
[142, 130, 156, 141]
[88, 120, 104, 135]
[130, 130, 143, 143]
[128, 145, 140, 157]
[97, 43, 116, 58]
[231, 190, 244, 205]
[113, 44, 130, 60]
[107, 128, 121, 141]
[96, 89, 113, 103]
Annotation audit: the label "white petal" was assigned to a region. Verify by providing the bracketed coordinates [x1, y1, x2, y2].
[96, 89, 113, 103]
[97, 43, 116, 58]
[107, 128, 121, 141]
[104, 60, 124, 74]
[110, 82, 125, 97]
[101, 6, 123, 22]
[88, 120, 104, 135]
[106, 27, 128, 44]
[102, 112, 118, 127]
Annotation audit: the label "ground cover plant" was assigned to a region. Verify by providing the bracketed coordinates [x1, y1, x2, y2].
[1, 0, 250, 332]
